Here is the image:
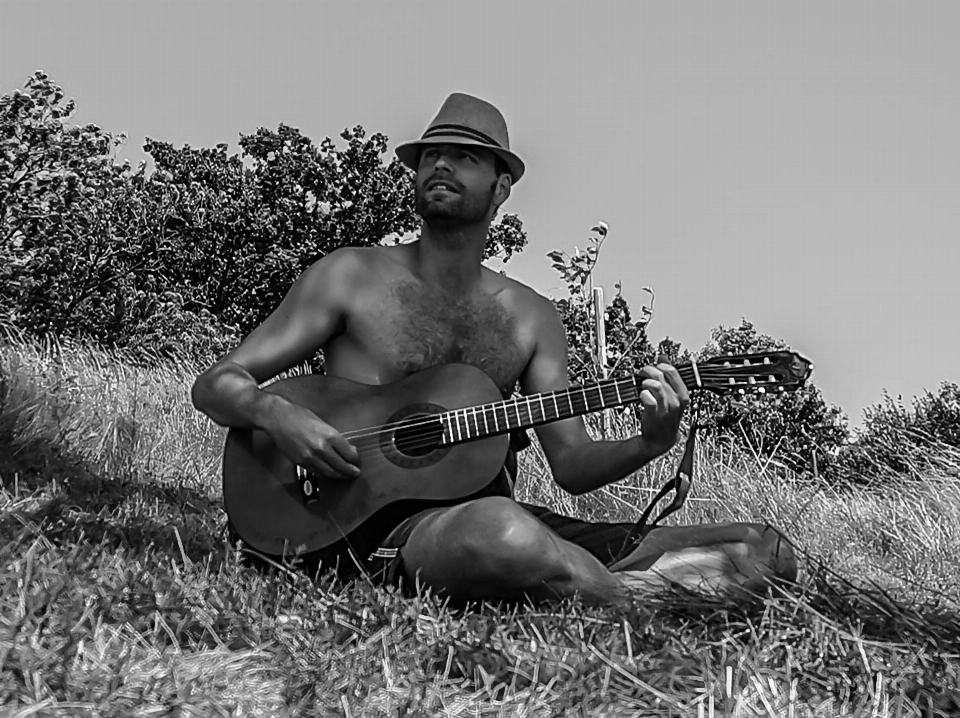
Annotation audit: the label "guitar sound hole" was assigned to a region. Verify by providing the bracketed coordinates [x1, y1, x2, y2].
[393, 417, 444, 457]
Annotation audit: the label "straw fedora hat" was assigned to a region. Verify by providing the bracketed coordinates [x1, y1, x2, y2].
[395, 93, 525, 183]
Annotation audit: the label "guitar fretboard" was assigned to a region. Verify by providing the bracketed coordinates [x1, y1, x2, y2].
[440, 377, 639, 445]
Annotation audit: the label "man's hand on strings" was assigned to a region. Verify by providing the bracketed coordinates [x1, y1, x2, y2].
[267, 401, 361, 481]
[636, 361, 690, 458]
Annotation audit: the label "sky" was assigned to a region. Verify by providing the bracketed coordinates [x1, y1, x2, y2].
[3, 1, 958, 430]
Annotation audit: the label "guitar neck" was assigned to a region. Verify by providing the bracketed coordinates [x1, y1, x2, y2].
[439, 365, 701, 446]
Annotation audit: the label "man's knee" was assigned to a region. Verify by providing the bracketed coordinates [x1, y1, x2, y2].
[745, 523, 799, 584]
[452, 497, 559, 574]
[406, 496, 567, 591]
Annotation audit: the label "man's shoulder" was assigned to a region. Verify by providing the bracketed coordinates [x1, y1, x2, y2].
[313, 245, 384, 270]
[484, 268, 558, 319]
[306, 245, 400, 283]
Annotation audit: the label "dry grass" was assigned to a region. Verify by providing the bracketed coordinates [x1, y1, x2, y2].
[2, 334, 959, 716]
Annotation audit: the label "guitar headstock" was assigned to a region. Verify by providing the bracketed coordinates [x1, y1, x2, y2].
[679, 351, 813, 396]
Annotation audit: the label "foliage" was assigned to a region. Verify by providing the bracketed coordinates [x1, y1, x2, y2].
[835, 382, 960, 482]
[547, 223, 655, 384]
[0, 72, 527, 363]
[696, 319, 849, 475]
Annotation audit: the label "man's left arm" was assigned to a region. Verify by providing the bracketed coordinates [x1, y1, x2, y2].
[520, 296, 689, 495]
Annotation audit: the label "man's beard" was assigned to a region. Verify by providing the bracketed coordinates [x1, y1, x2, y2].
[415, 181, 497, 228]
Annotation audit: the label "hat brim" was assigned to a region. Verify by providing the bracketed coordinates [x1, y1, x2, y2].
[395, 136, 525, 183]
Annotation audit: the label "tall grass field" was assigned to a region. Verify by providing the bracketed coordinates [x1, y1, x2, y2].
[1, 334, 959, 716]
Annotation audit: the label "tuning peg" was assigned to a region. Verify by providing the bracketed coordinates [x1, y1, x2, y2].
[763, 357, 771, 365]
[748, 377, 756, 384]
[768, 375, 776, 383]
[757, 387, 766, 394]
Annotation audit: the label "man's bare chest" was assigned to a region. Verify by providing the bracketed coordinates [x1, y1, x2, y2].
[357, 279, 526, 396]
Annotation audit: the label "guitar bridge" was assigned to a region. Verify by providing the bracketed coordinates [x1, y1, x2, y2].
[295, 465, 320, 505]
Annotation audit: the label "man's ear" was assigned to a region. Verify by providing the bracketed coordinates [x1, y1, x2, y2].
[494, 173, 512, 207]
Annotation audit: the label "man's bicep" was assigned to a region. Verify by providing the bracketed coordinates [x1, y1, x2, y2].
[220, 254, 351, 383]
[519, 299, 593, 466]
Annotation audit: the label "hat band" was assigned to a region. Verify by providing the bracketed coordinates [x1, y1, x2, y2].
[421, 123, 504, 149]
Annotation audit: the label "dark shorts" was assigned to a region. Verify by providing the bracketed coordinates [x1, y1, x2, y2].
[360, 501, 636, 589]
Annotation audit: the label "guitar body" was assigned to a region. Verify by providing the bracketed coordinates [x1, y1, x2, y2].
[222, 363, 511, 558]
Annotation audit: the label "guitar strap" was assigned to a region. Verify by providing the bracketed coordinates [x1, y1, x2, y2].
[611, 391, 701, 565]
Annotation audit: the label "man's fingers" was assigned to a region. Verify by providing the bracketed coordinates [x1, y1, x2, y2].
[302, 456, 340, 480]
[328, 446, 361, 477]
[331, 436, 360, 465]
[638, 388, 659, 412]
[307, 437, 360, 479]
[640, 378, 674, 412]
[656, 362, 690, 406]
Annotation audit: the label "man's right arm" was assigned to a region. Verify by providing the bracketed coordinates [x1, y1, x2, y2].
[191, 249, 363, 478]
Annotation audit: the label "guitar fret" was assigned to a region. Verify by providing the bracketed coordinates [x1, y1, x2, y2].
[551, 392, 560, 419]
[538, 394, 548, 422]
[481, 406, 490, 435]
[513, 397, 524, 429]
[584, 386, 593, 411]
[603, 382, 617, 406]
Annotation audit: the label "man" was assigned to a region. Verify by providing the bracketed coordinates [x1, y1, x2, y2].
[192, 93, 797, 606]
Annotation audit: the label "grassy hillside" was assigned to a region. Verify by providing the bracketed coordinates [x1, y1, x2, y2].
[1, 335, 959, 716]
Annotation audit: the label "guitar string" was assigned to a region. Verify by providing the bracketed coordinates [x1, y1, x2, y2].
[335, 365, 780, 444]
[334, 366, 784, 448]
[338, 377, 635, 442]
[343, 379, 626, 455]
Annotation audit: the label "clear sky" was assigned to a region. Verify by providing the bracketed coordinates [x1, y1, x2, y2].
[3, 1, 958, 430]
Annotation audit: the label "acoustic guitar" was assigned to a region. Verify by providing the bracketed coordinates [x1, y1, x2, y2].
[222, 351, 812, 558]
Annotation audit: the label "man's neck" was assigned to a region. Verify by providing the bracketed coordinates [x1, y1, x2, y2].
[414, 222, 489, 290]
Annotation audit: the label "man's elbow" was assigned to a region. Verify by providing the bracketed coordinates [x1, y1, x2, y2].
[551, 464, 590, 496]
[191, 362, 225, 415]
[190, 371, 211, 414]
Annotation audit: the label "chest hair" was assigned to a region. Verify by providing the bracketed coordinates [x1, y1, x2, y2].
[380, 279, 524, 396]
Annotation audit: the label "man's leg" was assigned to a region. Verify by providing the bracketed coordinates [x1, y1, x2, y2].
[399, 497, 798, 605]
[609, 523, 799, 599]
[400, 496, 631, 605]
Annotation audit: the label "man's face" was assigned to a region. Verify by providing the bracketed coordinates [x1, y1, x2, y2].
[414, 144, 503, 226]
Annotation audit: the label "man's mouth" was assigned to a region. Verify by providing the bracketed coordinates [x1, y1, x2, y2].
[427, 180, 458, 193]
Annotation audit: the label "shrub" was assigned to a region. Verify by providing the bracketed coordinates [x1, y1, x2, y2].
[835, 383, 960, 482]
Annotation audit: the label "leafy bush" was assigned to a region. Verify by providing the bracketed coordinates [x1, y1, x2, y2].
[696, 320, 849, 476]
[547, 224, 656, 384]
[835, 383, 960, 482]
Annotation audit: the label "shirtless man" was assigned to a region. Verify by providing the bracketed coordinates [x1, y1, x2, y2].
[192, 93, 797, 606]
